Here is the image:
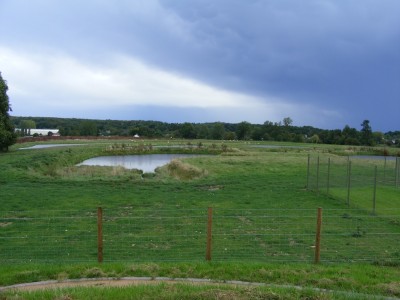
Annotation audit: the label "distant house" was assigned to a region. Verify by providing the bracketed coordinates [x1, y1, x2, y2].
[31, 129, 60, 136]
[16, 128, 60, 136]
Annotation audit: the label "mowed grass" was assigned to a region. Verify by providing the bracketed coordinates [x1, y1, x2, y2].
[0, 139, 399, 298]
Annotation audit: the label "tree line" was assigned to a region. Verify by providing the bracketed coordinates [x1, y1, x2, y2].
[0, 72, 17, 151]
[10, 116, 400, 147]
[2, 69, 397, 151]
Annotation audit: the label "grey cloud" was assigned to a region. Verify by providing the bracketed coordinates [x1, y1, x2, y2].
[1, 0, 399, 130]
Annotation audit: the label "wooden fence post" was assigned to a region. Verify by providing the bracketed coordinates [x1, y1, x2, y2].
[97, 207, 103, 263]
[347, 161, 352, 206]
[372, 165, 377, 215]
[314, 207, 323, 264]
[396, 157, 399, 188]
[206, 207, 213, 261]
[327, 157, 331, 195]
[306, 154, 310, 190]
[316, 156, 320, 195]
[383, 156, 387, 184]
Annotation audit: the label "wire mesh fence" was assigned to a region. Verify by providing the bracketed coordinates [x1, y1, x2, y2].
[307, 154, 400, 214]
[103, 209, 207, 262]
[1, 208, 399, 264]
[322, 209, 400, 263]
[0, 210, 97, 263]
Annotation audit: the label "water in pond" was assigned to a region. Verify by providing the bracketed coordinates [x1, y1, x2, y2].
[77, 154, 199, 173]
[19, 144, 84, 150]
[352, 155, 397, 161]
[250, 145, 306, 149]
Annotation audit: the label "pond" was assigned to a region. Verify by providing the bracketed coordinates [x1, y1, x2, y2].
[77, 154, 200, 173]
[19, 144, 85, 150]
[351, 155, 398, 161]
[250, 145, 306, 149]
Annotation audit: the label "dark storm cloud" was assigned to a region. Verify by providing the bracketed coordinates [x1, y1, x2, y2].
[1, 0, 399, 130]
[157, 0, 400, 129]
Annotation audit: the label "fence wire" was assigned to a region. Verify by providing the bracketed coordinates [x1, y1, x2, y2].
[1, 208, 399, 264]
[0, 210, 97, 263]
[103, 209, 207, 262]
[212, 209, 316, 262]
[307, 155, 400, 214]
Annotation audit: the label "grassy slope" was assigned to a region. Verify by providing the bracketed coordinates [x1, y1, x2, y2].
[0, 142, 335, 211]
[0, 140, 399, 298]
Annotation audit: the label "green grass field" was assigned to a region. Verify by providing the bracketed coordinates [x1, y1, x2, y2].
[0, 139, 399, 299]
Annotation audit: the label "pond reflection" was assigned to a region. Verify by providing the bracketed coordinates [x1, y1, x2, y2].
[77, 154, 199, 173]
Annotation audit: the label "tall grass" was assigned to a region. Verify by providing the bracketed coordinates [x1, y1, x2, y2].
[161, 159, 208, 180]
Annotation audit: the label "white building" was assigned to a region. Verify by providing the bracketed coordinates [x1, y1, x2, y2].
[16, 128, 60, 136]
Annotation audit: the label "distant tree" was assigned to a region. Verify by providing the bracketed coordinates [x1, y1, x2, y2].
[326, 129, 343, 145]
[130, 125, 153, 137]
[211, 122, 225, 140]
[129, 127, 140, 136]
[262, 121, 274, 140]
[196, 124, 210, 139]
[236, 121, 252, 140]
[20, 119, 36, 136]
[293, 134, 305, 143]
[180, 122, 196, 139]
[263, 120, 273, 126]
[262, 133, 272, 141]
[372, 131, 384, 145]
[360, 120, 374, 146]
[79, 121, 98, 136]
[0, 72, 17, 151]
[58, 126, 74, 136]
[309, 134, 320, 143]
[342, 125, 360, 145]
[251, 127, 264, 140]
[283, 117, 293, 127]
[224, 131, 236, 140]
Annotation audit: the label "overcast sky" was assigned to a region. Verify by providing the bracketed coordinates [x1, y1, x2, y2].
[1, 0, 399, 132]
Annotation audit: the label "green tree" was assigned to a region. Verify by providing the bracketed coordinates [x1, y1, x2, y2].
[373, 131, 384, 145]
[129, 125, 153, 137]
[224, 131, 236, 140]
[360, 120, 374, 146]
[0, 72, 17, 151]
[196, 124, 210, 139]
[309, 134, 320, 143]
[236, 121, 252, 140]
[79, 121, 98, 136]
[342, 125, 360, 145]
[180, 122, 197, 139]
[20, 119, 36, 136]
[251, 127, 264, 140]
[211, 122, 225, 140]
[283, 117, 293, 127]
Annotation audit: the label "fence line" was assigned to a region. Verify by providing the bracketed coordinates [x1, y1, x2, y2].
[1, 208, 399, 264]
[307, 154, 400, 214]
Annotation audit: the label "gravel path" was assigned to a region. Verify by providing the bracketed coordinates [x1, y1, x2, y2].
[1, 277, 398, 300]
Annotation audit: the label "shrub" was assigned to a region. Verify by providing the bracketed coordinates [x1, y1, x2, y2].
[164, 159, 207, 180]
[382, 148, 389, 156]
